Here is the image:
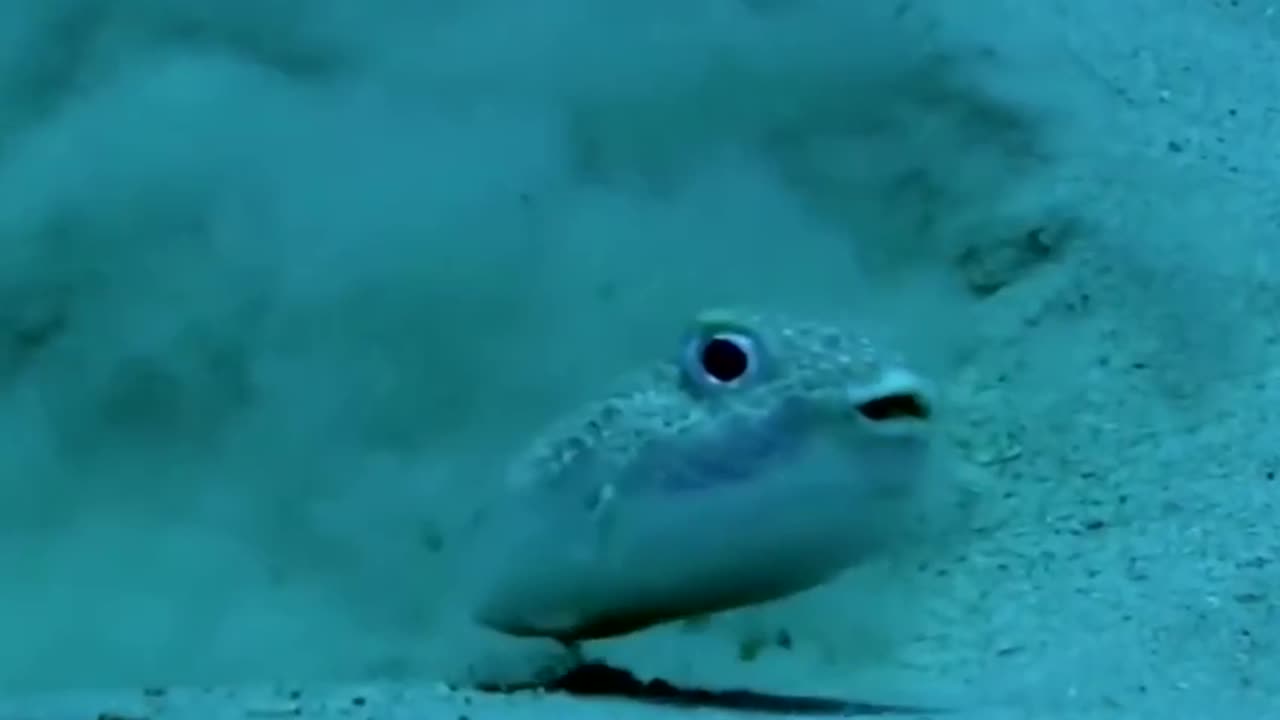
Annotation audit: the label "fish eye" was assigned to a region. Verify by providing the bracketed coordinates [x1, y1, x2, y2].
[701, 334, 751, 383]
[681, 330, 763, 391]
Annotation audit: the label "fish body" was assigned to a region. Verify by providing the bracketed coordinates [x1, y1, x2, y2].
[470, 309, 937, 644]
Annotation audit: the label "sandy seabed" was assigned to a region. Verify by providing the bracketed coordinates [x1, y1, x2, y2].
[0, 0, 1276, 718]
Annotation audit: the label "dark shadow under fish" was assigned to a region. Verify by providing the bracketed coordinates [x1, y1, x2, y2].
[476, 661, 950, 717]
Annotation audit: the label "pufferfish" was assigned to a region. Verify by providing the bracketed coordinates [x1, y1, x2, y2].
[466, 308, 938, 647]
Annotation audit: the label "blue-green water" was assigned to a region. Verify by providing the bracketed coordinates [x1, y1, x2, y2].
[0, 2, 1275, 718]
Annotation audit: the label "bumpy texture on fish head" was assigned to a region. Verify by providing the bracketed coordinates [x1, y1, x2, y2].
[470, 308, 938, 644]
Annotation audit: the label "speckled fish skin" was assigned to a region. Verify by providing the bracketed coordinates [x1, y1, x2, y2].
[471, 308, 937, 644]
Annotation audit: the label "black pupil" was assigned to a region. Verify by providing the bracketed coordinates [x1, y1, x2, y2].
[700, 336, 749, 383]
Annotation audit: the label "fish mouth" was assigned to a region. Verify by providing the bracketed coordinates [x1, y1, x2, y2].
[854, 389, 932, 422]
[848, 369, 935, 428]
